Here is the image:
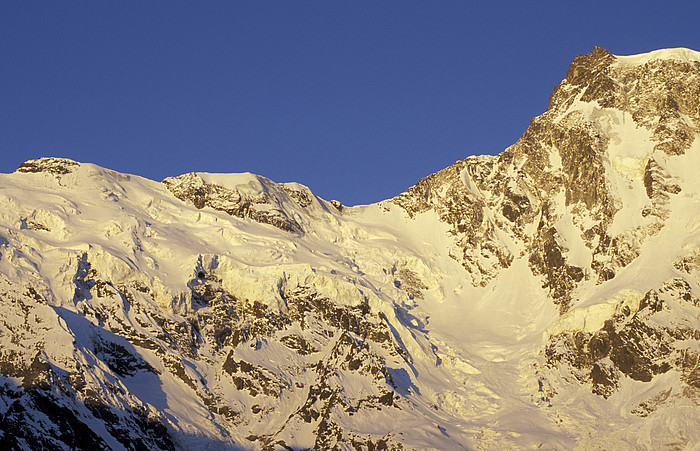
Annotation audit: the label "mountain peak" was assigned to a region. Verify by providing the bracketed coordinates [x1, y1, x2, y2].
[565, 46, 616, 85]
[15, 157, 80, 175]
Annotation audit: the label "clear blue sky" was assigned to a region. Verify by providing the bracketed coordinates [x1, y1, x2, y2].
[2, 1, 699, 205]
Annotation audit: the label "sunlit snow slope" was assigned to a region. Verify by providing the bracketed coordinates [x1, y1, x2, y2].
[1, 47, 699, 450]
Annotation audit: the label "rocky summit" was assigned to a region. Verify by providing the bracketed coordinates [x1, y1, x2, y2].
[1, 47, 700, 450]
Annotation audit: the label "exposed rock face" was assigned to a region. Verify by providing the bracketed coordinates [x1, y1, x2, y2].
[163, 172, 307, 233]
[1, 47, 700, 449]
[0, 251, 409, 449]
[393, 46, 700, 311]
[545, 278, 700, 400]
[15, 157, 80, 175]
[0, 275, 176, 450]
[393, 156, 516, 288]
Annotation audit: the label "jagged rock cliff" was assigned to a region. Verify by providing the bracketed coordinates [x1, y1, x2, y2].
[394, 46, 700, 309]
[1, 47, 700, 450]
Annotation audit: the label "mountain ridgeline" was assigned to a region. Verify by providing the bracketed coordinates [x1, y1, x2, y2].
[1, 47, 699, 449]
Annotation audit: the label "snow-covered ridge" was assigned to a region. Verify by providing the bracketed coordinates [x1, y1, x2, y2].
[613, 47, 700, 66]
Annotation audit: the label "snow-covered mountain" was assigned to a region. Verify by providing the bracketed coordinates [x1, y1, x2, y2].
[1, 46, 700, 450]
